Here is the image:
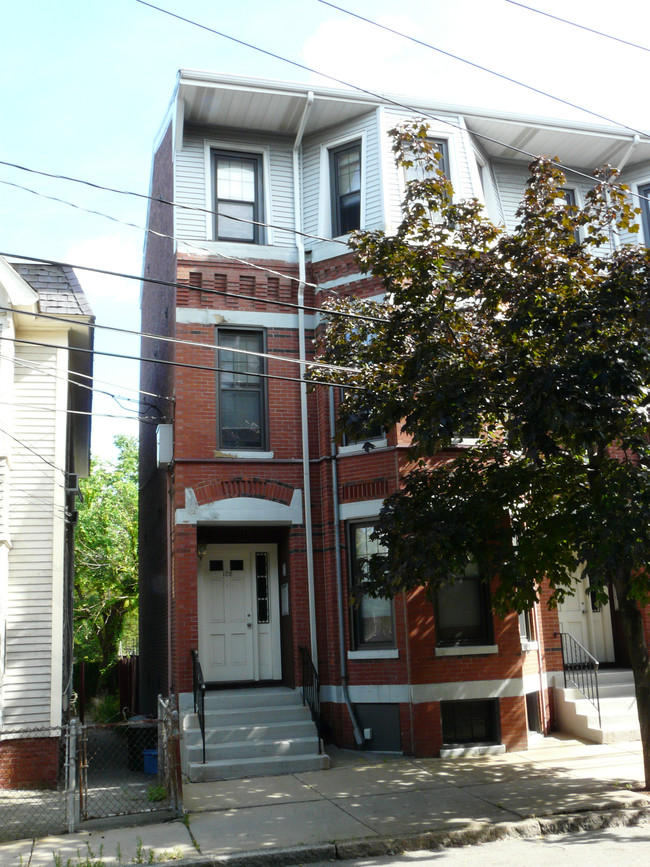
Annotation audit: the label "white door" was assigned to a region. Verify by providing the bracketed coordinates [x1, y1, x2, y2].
[557, 566, 615, 663]
[198, 544, 281, 682]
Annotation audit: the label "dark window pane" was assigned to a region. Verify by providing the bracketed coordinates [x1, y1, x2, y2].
[230, 559, 244, 571]
[213, 152, 262, 243]
[441, 699, 499, 745]
[436, 561, 490, 646]
[349, 522, 394, 647]
[209, 559, 224, 572]
[331, 142, 361, 236]
[217, 330, 265, 450]
[256, 553, 269, 624]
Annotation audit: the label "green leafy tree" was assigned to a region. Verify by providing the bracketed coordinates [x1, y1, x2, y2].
[318, 120, 650, 787]
[74, 435, 138, 687]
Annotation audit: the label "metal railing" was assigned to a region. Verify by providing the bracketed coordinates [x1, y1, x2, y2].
[191, 649, 207, 764]
[555, 631, 602, 728]
[299, 645, 322, 753]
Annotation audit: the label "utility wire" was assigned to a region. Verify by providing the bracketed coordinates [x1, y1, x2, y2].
[503, 0, 650, 53]
[134, 0, 650, 184]
[0, 304, 363, 376]
[1, 252, 389, 325]
[315, 0, 649, 137]
[0, 399, 158, 424]
[0, 424, 66, 476]
[9, 354, 172, 412]
[1, 335, 365, 391]
[0, 158, 347, 249]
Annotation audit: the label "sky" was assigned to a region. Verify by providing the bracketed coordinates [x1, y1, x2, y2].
[1, 0, 648, 460]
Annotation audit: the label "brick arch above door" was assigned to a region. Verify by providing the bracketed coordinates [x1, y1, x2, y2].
[175, 481, 303, 526]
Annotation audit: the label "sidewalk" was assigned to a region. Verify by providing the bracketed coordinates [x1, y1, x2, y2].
[2, 735, 649, 866]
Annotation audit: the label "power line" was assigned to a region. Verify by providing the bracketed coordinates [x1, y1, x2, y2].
[1, 335, 365, 391]
[0, 424, 66, 477]
[9, 354, 173, 410]
[0, 157, 347, 249]
[134, 0, 650, 186]
[0, 303, 363, 376]
[315, 0, 649, 137]
[502, 0, 650, 53]
[0, 399, 157, 424]
[1, 252, 389, 325]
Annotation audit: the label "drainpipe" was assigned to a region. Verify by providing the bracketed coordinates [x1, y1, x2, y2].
[293, 92, 318, 667]
[329, 388, 365, 746]
[608, 134, 640, 251]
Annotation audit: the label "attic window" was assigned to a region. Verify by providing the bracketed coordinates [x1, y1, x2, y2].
[212, 150, 264, 243]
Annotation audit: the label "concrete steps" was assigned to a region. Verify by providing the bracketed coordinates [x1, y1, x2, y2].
[554, 669, 640, 744]
[181, 686, 329, 782]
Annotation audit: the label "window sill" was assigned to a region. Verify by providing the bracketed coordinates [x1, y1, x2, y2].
[348, 648, 399, 660]
[435, 644, 498, 657]
[338, 438, 387, 456]
[520, 640, 539, 653]
[215, 450, 274, 460]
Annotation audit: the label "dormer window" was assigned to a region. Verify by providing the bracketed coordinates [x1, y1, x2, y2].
[212, 150, 264, 243]
[330, 141, 362, 236]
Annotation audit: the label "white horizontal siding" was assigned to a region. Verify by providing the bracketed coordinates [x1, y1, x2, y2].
[4, 342, 63, 729]
[302, 109, 379, 240]
[176, 125, 295, 247]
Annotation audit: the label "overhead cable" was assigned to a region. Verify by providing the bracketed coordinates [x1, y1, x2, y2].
[502, 0, 650, 53]
[315, 0, 648, 136]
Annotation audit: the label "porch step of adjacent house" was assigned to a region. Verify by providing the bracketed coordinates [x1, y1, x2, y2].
[181, 686, 329, 782]
[553, 669, 640, 744]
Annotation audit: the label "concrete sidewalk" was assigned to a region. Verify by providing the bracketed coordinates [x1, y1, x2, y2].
[2, 735, 649, 866]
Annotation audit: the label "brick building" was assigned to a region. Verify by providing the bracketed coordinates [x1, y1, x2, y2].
[139, 72, 650, 767]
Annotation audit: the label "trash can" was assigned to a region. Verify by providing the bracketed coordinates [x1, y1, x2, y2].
[142, 749, 158, 775]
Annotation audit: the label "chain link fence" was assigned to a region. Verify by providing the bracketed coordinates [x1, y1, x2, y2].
[0, 725, 68, 842]
[0, 696, 182, 843]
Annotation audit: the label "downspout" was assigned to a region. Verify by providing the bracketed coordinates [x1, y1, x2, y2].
[608, 134, 640, 251]
[329, 388, 364, 746]
[293, 91, 318, 667]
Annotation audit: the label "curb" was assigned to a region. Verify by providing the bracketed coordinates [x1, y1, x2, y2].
[159, 803, 650, 866]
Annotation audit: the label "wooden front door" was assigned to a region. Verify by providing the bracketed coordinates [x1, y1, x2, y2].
[198, 544, 281, 682]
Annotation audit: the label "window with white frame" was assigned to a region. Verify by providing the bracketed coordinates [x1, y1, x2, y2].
[349, 521, 394, 648]
[330, 140, 362, 236]
[216, 328, 266, 450]
[212, 150, 264, 243]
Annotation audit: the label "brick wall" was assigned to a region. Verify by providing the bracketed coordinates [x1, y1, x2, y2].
[0, 737, 59, 789]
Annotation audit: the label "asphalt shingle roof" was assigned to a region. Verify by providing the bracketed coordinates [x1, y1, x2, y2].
[10, 261, 94, 317]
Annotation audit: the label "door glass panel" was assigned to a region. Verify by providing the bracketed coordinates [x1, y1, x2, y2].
[256, 552, 269, 624]
[230, 559, 244, 571]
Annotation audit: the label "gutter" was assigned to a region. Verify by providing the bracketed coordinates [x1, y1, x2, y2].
[293, 91, 319, 667]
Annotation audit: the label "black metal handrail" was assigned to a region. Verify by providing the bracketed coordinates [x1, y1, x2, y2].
[299, 645, 322, 753]
[191, 649, 206, 764]
[555, 631, 601, 728]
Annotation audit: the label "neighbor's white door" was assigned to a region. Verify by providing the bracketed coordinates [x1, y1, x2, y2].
[557, 566, 615, 663]
[198, 544, 281, 682]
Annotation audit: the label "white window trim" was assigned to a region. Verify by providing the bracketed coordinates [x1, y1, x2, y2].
[319, 130, 367, 238]
[216, 450, 275, 460]
[348, 648, 399, 660]
[203, 140, 273, 244]
[338, 436, 388, 456]
[435, 644, 499, 657]
[339, 499, 383, 521]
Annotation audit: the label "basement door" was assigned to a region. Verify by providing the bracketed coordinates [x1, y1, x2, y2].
[557, 566, 615, 663]
[198, 544, 281, 682]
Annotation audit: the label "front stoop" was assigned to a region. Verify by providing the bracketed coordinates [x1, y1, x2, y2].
[180, 686, 329, 782]
[554, 669, 640, 744]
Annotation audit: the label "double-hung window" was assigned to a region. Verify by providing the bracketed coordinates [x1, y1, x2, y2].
[403, 139, 449, 185]
[330, 141, 362, 236]
[435, 559, 491, 646]
[216, 329, 266, 450]
[349, 522, 394, 648]
[212, 150, 263, 243]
